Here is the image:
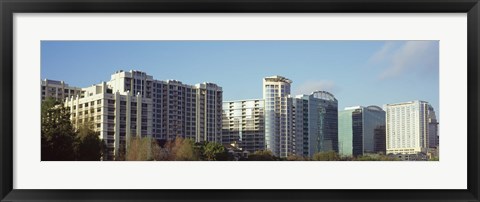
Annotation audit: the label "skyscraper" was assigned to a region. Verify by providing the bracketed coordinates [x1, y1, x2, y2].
[307, 91, 338, 155]
[63, 70, 223, 160]
[263, 76, 293, 158]
[293, 91, 338, 157]
[292, 95, 309, 157]
[222, 99, 265, 153]
[385, 100, 435, 155]
[338, 106, 386, 157]
[427, 105, 439, 148]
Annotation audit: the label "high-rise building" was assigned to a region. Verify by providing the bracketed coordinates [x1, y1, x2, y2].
[263, 76, 293, 158]
[65, 82, 153, 160]
[41, 79, 82, 101]
[222, 99, 265, 153]
[292, 91, 338, 157]
[63, 70, 223, 160]
[427, 105, 439, 148]
[292, 95, 309, 157]
[305, 91, 338, 156]
[338, 106, 386, 157]
[385, 100, 435, 155]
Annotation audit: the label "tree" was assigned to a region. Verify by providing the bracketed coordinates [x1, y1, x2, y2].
[172, 138, 199, 161]
[75, 123, 103, 161]
[202, 141, 226, 161]
[156, 137, 199, 161]
[429, 156, 439, 161]
[247, 150, 277, 161]
[286, 154, 306, 161]
[41, 98, 77, 161]
[126, 136, 157, 161]
[312, 151, 340, 161]
[355, 154, 399, 161]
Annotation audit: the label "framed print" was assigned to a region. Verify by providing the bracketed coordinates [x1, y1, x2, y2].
[1, 0, 479, 201]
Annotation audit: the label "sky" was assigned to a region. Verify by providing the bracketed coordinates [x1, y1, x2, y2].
[41, 40, 439, 120]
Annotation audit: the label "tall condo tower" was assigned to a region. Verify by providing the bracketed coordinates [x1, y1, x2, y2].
[385, 100, 435, 155]
[263, 76, 293, 157]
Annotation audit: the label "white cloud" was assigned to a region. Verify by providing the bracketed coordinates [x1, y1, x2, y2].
[372, 41, 438, 80]
[293, 80, 338, 96]
[369, 41, 396, 64]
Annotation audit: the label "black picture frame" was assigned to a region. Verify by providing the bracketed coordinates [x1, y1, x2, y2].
[1, 0, 479, 201]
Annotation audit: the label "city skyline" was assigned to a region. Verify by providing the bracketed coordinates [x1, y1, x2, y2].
[41, 40, 439, 120]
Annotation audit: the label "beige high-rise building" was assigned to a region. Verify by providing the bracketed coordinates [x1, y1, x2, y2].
[41, 79, 82, 101]
[65, 82, 153, 160]
[385, 100, 436, 155]
[63, 70, 222, 160]
[222, 99, 265, 153]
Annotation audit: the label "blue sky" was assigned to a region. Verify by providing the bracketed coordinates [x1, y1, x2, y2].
[41, 40, 439, 120]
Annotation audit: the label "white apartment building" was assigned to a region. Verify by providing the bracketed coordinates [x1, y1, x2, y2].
[41, 79, 82, 101]
[222, 99, 265, 153]
[385, 100, 436, 154]
[63, 70, 222, 160]
[65, 82, 153, 160]
[263, 76, 293, 158]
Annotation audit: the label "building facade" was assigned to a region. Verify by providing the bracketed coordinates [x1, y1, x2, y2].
[427, 105, 439, 148]
[41, 79, 82, 101]
[222, 99, 265, 153]
[292, 95, 309, 157]
[263, 76, 293, 158]
[65, 82, 153, 160]
[63, 70, 223, 160]
[338, 106, 386, 157]
[309, 91, 338, 154]
[291, 91, 339, 157]
[385, 100, 435, 155]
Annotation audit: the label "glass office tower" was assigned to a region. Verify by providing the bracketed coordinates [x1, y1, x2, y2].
[338, 106, 386, 157]
[308, 91, 338, 155]
[293, 91, 338, 157]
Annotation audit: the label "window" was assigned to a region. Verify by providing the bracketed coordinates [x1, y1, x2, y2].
[97, 100, 101, 104]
